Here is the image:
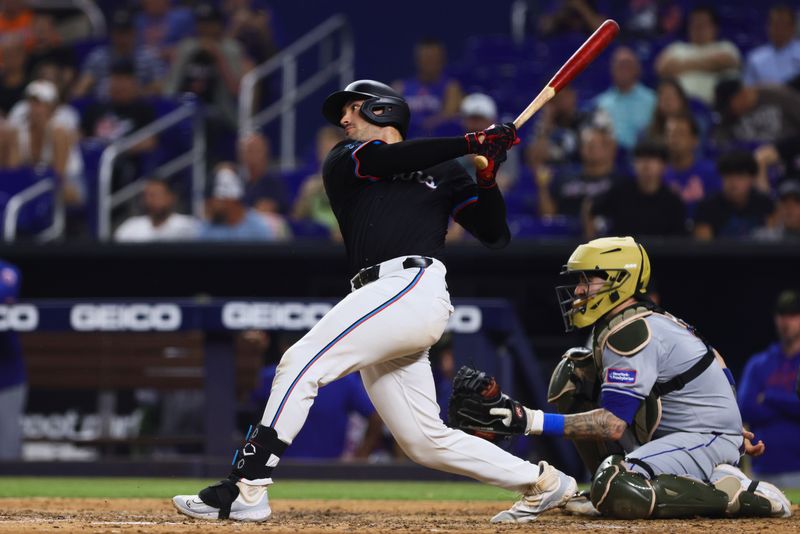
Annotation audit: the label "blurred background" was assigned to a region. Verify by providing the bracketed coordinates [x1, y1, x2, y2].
[0, 0, 799, 486]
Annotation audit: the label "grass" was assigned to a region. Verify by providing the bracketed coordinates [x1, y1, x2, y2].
[0, 478, 797, 504]
[0, 478, 517, 501]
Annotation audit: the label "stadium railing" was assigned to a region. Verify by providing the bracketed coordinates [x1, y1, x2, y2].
[2, 168, 62, 243]
[96, 96, 206, 241]
[238, 14, 354, 169]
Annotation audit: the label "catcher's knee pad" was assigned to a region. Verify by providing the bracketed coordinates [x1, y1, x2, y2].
[590, 455, 729, 519]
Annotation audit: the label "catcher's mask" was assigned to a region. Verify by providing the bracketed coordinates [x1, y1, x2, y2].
[556, 236, 650, 331]
[322, 79, 411, 138]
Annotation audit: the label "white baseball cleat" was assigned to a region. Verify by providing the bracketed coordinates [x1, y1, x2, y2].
[490, 461, 578, 523]
[712, 464, 792, 518]
[173, 478, 271, 521]
[563, 490, 601, 516]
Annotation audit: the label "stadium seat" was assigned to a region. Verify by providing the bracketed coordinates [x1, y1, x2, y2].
[288, 219, 331, 239]
[0, 167, 56, 239]
[508, 214, 581, 239]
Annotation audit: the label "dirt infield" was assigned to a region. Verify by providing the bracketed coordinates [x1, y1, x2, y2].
[0, 498, 797, 534]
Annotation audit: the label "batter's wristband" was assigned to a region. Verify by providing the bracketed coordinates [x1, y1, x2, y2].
[542, 413, 565, 436]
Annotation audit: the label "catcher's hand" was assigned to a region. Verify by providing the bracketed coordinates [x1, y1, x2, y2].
[447, 365, 529, 441]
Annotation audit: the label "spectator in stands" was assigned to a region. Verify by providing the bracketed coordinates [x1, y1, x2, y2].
[593, 46, 656, 151]
[81, 58, 156, 188]
[254, 364, 382, 460]
[166, 2, 244, 165]
[292, 125, 344, 240]
[239, 132, 288, 216]
[655, 6, 741, 106]
[0, 80, 84, 208]
[23, 13, 75, 93]
[72, 8, 166, 100]
[527, 86, 585, 169]
[0, 259, 24, 460]
[134, 0, 194, 63]
[713, 77, 800, 148]
[586, 139, 686, 239]
[739, 289, 800, 488]
[0, 40, 27, 115]
[538, 122, 623, 219]
[223, 0, 278, 68]
[645, 78, 692, 143]
[616, 0, 684, 40]
[114, 178, 200, 242]
[394, 38, 463, 138]
[199, 163, 282, 241]
[0, 0, 34, 53]
[663, 113, 720, 213]
[754, 180, 800, 241]
[693, 150, 774, 240]
[743, 4, 800, 89]
[456, 93, 518, 188]
[536, 0, 606, 37]
[754, 135, 800, 192]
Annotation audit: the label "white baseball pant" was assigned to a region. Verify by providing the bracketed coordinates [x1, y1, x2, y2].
[259, 256, 541, 492]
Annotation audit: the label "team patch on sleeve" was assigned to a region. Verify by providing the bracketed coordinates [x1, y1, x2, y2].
[606, 368, 637, 385]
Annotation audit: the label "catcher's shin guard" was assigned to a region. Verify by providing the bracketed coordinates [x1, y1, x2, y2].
[590, 455, 729, 519]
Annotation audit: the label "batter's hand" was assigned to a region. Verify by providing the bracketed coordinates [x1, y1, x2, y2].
[475, 155, 504, 188]
[465, 122, 519, 160]
[742, 429, 765, 457]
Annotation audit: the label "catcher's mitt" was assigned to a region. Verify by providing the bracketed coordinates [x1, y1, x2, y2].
[447, 365, 527, 442]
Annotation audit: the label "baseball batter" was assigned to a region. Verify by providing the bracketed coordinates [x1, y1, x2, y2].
[173, 80, 576, 523]
[449, 236, 792, 519]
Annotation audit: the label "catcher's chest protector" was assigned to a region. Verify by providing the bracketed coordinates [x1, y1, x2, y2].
[591, 303, 665, 445]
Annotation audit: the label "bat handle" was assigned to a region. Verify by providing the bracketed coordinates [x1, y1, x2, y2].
[474, 155, 489, 170]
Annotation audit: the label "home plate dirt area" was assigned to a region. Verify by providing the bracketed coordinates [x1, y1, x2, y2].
[0, 498, 797, 533]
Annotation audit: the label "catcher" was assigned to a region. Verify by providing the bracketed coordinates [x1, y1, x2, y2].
[449, 236, 793, 519]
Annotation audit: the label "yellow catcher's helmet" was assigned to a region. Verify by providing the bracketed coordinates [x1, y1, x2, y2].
[556, 236, 651, 331]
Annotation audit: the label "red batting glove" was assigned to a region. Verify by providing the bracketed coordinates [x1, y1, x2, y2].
[476, 156, 502, 189]
[465, 122, 519, 160]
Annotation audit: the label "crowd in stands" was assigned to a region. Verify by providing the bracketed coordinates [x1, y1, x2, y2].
[1, 0, 800, 242]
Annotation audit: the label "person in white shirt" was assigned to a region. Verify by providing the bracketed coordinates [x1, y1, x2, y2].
[114, 178, 200, 242]
[0, 80, 85, 206]
[655, 6, 741, 105]
[743, 4, 800, 88]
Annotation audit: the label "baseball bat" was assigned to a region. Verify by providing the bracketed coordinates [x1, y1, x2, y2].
[475, 19, 619, 170]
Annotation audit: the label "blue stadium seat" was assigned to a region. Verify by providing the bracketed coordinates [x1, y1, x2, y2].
[508, 214, 581, 239]
[288, 219, 331, 239]
[0, 167, 56, 238]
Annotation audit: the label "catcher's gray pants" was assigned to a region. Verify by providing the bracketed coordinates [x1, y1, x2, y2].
[0, 383, 26, 460]
[625, 431, 743, 481]
[259, 257, 542, 492]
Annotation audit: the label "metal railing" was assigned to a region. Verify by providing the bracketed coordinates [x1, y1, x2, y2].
[29, 0, 107, 38]
[238, 14, 354, 169]
[97, 98, 205, 241]
[511, 0, 528, 45]
[3, 177, 64, 242]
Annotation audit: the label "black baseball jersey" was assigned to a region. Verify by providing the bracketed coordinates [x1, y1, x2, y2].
[323, 138, 509, 276]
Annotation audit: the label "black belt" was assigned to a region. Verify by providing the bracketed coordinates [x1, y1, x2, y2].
[351, 256, 433, 290]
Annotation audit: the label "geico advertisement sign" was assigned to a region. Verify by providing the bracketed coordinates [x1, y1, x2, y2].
[70, 304, 182, 331]
[222, 302, 333, 330]
[222, 302, 482, 333]
[0, 304, 39, 331]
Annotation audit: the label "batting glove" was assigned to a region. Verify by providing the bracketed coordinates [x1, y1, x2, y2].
[475, 155, 504, 189]
[465, 122, 519, 160]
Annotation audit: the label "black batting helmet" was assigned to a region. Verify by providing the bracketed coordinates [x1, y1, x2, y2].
[322, 80, 410, 138]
